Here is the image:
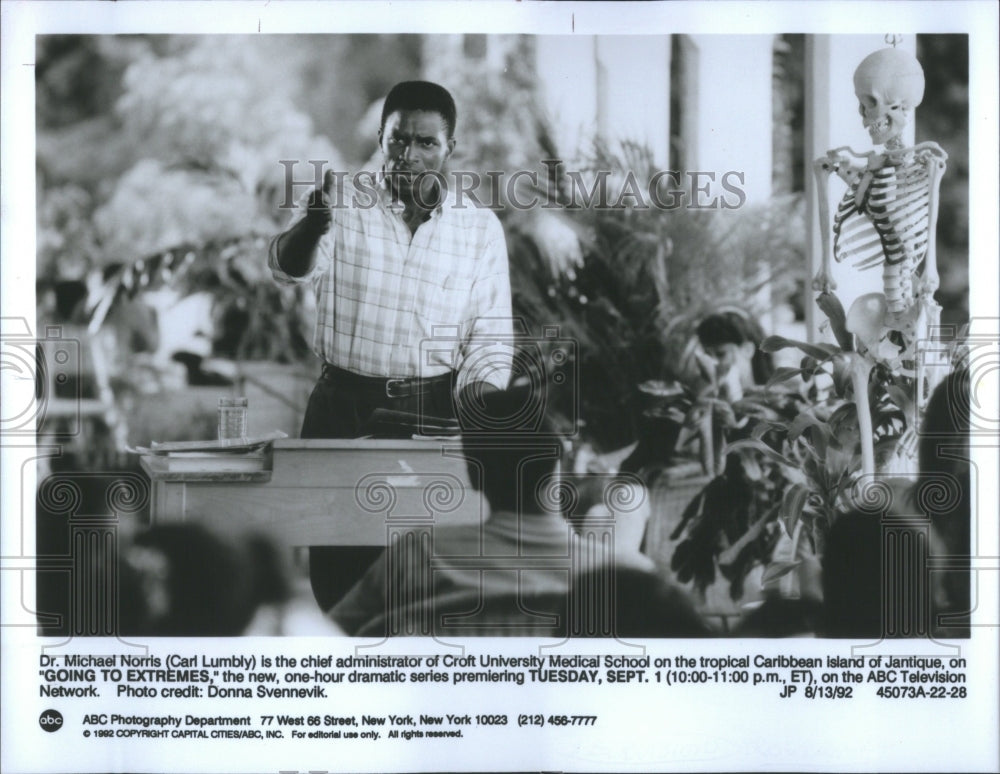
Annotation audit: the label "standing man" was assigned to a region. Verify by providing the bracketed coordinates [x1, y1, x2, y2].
[268, 81, 513, 610]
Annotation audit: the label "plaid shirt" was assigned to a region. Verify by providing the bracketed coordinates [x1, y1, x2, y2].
[268, 176, 512, 388]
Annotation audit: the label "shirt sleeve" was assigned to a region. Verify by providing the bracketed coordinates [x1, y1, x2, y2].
[456, 216, 514, 391]
[266, 190, 332, 286]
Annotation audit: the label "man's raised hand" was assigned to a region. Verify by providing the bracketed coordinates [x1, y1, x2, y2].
[305, 169, 336, 235]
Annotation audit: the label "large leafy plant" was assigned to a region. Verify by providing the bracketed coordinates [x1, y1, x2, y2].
[87, 236, 314, 364]
[503, 140, 807, 451]
[670, 291, 915, 600]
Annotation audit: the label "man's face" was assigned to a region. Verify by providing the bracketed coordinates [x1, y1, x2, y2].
[379, 109, 455, 203]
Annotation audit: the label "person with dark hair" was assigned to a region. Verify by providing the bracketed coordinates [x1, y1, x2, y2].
[119, 524, 273, 636]
[917, 366, 971, 636]
[118, 523, 342, 636]
[819, 367, 971, 639]
[329, 386, 578, 637]
[572, 565, 711, 638]
[380, 80, 457, 139]
[695, 310, 774, 392]
[268, 80, 513, 610]
[919, 367, 971, 558]
[620, 310, 772, 478]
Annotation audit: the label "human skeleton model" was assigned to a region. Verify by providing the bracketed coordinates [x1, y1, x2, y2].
[812, 46, 948, 476]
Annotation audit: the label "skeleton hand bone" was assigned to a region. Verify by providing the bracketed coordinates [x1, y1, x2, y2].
[918, 267, 940, 297]
[811, 267, 837, 293]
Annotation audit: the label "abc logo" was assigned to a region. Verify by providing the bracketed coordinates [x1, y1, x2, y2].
[39, 709, 63, 732]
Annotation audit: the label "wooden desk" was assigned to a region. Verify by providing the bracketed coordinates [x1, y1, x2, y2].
[140, 438, 485, 548]
[140, 441, 653, 635]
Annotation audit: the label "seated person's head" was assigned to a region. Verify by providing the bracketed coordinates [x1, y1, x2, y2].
[821, 512, 951, 638]
[821, 512, 886, 638]
[572, 566, 711, 638]
[917, 367, 971, 633]
[918, 367, 971, 552]
[696, 310, 773, 386]
[119, 523, 290, 637]
[822, 369, 972, 639]
[459, 384, 563, 514]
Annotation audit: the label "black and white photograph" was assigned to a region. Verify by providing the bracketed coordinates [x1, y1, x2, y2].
[2, 2, 998, 772]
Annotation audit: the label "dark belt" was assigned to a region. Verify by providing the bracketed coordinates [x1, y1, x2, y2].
[321, 364, 454, 399]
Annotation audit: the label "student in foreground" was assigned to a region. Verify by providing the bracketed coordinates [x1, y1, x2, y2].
[329, 386, 575, 637]
[329, 384, 710, 638]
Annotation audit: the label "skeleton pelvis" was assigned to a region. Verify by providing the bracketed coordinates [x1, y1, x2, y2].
[846, 291, 924, 362]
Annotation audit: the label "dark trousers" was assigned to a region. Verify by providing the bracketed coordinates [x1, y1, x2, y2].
[303, 366, 457, 612]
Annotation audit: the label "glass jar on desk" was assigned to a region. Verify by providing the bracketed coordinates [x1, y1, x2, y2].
[217, 397, 248, 440]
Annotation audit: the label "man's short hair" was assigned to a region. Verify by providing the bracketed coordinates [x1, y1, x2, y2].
[460, 387, 563, 513]
[381, 80, 457, 138]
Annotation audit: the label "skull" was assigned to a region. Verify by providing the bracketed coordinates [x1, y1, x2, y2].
[853, 48, 925, 146]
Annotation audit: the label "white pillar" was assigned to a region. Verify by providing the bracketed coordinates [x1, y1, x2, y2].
[594, 36, 671, 168]
[535, 36, 671, 168]
[684, 35, 775, 204]
[805, 35, 918, 341]
[534, 37, 600, 164]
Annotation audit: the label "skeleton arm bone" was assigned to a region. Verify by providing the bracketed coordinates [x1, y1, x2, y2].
[848, 352, 876, 477]
[913, 142, 948, 406]
[919, 148, 947, 297]
[813, 148, 883, 292]
[812, 157, 838, 292]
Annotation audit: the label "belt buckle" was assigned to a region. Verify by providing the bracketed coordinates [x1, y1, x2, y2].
[385, 378, 408, 398]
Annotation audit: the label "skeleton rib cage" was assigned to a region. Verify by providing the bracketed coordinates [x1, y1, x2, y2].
[832, 156, 934, 314]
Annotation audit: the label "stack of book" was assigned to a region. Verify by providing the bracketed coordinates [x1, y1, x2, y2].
[363, 408, 461, 439]
[131, 431, 288, 473]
